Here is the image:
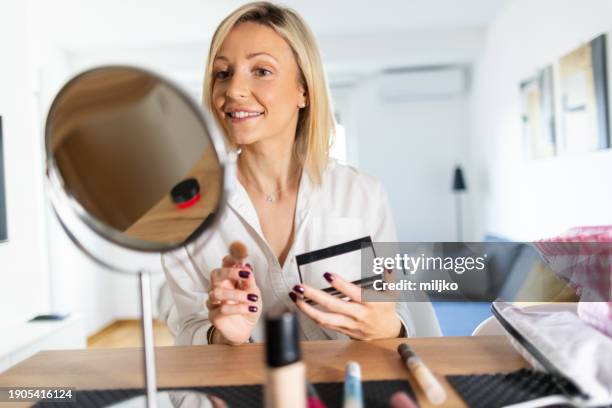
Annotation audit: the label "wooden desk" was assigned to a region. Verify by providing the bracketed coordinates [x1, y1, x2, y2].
[0, 336, 526, 407]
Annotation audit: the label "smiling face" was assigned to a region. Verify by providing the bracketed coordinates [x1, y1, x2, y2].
[211, 22, 307, 147]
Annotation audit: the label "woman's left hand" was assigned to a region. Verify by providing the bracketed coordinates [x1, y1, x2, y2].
[289, 272, 403, 340]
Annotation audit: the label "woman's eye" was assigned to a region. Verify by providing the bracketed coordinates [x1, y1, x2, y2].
[254, 68, 272, 77]
[214, 70, 230, 80]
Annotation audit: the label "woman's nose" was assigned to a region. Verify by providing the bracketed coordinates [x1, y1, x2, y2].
[226, 73, 249, 99]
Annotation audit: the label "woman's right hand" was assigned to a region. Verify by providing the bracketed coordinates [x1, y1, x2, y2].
[207, 255, 262, 345]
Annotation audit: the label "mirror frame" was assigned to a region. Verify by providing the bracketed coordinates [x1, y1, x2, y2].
[45, 65, 230, 253]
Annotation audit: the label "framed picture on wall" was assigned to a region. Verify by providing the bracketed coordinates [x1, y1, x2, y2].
[559, 33, 610, 153]
[520, 65, 556, 159]
[0, 116, 7, 242]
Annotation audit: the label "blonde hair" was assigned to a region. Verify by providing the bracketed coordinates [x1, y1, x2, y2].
[203, 1, 334, 185]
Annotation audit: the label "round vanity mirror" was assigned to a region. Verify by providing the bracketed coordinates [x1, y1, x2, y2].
[46, 66, 226, 253]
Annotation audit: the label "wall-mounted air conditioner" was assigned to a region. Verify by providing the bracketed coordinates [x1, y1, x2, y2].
[378, 66, 468, 103]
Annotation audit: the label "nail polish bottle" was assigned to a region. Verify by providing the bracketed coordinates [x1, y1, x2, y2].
[264, 307, 306, 408]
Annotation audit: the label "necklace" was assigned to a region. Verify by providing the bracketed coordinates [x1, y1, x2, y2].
[264, 189, 281, 203]
[238, 162, 300, 204]
[244, 179, 283, 203]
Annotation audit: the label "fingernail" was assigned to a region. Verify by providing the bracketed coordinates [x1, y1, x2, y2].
[323, 272, 334, 283]
[292, 285, 305, 294]
[245, 263, 253, 270]
[247, 293, 258, 302]
[249, 306, 258, 313]
[289, 292, 298, 302]
[239, 270, 250, 279]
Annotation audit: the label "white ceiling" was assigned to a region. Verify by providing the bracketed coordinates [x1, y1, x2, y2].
[30, 0, 510, 48]
[290, 0, 510, 35]
[28, 0, 510, 93]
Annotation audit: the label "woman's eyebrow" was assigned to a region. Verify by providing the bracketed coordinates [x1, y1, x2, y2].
[246, 52, 278, 62]
[214, 52, 278, 62]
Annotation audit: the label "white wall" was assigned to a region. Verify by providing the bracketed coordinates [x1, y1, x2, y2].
[336, 68, 470, 241]
[468, 0, 612, 241]
[0, 1, 49, 328]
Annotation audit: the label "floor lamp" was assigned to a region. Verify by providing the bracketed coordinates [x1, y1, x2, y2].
[452, 165, 467, 242]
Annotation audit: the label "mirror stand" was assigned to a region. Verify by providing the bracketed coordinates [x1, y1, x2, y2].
[139, 270, 158, 408]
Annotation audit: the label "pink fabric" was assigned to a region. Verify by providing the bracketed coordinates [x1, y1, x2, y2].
[578, 301, 612, 337]
[534, 226, 612, 337]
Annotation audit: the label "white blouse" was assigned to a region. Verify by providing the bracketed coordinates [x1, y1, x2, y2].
[162, 159, 415, 344]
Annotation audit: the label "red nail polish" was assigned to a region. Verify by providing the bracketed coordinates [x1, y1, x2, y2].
[323, 272, 334, 283]
[289, 292, 298, 302]
[293, 285, 305, 295]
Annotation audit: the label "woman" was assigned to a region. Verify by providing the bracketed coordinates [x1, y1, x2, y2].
[162, 1, 415, 345]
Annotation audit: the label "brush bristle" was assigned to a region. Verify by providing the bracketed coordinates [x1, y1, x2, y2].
[229, 241, 248, 259]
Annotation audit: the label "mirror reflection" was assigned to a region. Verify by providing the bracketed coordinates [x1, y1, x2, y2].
[47, 67, 223, 248]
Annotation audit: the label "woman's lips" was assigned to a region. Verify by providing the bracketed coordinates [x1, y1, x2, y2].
[227, 113, 263, 124]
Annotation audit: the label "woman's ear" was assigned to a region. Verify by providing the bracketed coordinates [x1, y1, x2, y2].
[298, 88, 308, 109]
[298, 84, 308, 109]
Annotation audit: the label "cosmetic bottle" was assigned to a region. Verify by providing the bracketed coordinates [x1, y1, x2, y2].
[170, 178, 200, 209]
[264, 307, 306, 408]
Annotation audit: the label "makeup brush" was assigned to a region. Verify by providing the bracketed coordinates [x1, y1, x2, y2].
[229, 241, 248, 264]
